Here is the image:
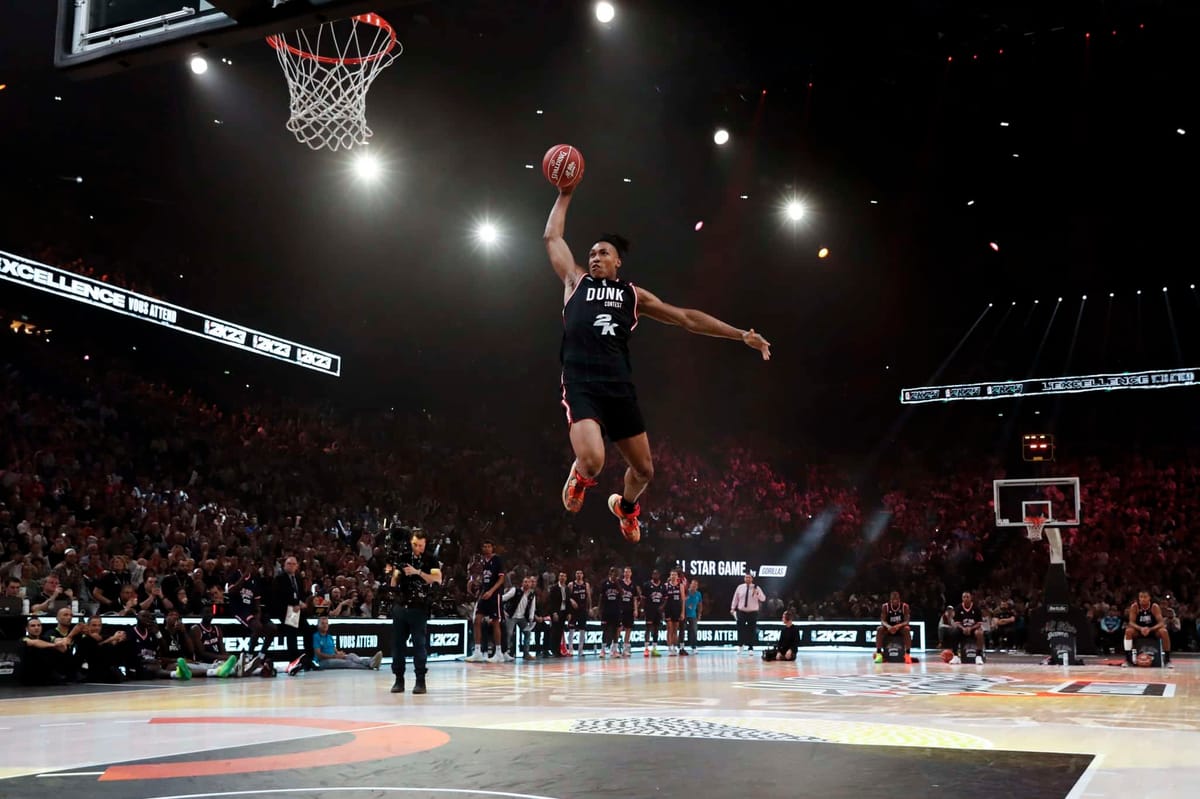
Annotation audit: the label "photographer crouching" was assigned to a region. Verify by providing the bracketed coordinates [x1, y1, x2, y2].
[387, 527, 442, 695]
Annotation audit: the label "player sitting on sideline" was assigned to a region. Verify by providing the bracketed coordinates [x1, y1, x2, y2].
[874, 590, 913, 664]
[1125, 590, 1172, 667]
[762, 612, 800, 661]
[953, 591, 986, 664]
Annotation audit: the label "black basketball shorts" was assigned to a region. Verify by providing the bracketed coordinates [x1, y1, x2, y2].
[644, 608, 663, 626]
[663, 601, 682, 621]
[475, 593, 503, 621]
[560, 381, 646, 442]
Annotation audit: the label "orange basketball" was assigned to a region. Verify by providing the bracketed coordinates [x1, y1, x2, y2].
[543, 144, 585, 191]
[940, 649, 955, 663]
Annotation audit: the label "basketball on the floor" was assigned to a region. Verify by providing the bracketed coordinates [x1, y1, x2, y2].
[543, 144, 585, 190]
[940, 649, 955, 663]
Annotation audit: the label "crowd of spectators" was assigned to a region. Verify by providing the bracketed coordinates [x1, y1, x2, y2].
[2, 327, 1198, 663]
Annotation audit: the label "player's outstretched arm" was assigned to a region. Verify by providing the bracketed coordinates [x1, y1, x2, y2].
[544, 190, 585, 290]
[635, 286, 771, 361]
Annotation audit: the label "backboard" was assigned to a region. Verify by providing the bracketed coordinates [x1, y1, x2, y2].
[992, 477, 1081, 527]
[55, 0, 423, 76]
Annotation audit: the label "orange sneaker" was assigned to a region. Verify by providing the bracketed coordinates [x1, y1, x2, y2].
[904, 653, 913, 665]
[562, 463, 597, 513]
[607, 494, 641, 542]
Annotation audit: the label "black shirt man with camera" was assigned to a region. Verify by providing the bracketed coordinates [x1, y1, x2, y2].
[388, 528, 442, 695]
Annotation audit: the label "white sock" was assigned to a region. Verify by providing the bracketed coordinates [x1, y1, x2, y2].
[1123, 638, 1133, 652]
[207, 667, 219, 676]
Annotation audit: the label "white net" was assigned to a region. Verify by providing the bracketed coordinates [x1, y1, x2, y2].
[268, 13, 401, 152]
[1024, 517, 1046, 541]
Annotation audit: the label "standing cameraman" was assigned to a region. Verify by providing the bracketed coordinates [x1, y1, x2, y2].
[389, 529, 441, 695]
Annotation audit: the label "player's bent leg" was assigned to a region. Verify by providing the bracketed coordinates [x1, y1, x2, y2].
[608, 433, 651, 541]
[564, 421, 605, 512]
[614, 433, 653, 504]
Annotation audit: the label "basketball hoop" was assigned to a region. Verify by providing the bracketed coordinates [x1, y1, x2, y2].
[1024, 516, 1047, 541]
[267, 13, 401, 152]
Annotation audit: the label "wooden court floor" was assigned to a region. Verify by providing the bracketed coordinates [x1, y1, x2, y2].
[0, 650, 1195, 798]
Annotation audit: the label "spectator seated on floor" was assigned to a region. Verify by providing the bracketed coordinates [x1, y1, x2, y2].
[762, 612, 800, 661]
[75, 616, 126, 682]
[311, 616, 382, 671]
[19, 616, 75, 685]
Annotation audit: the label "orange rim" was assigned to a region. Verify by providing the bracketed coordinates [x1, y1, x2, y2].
[266, 13, 396, 66]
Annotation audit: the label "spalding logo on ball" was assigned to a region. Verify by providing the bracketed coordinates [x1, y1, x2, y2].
[543, 144, 586, 190]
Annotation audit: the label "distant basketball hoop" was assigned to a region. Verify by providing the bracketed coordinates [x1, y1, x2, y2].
[267, 13, 401, 152]
[1024, 515, 1047, 541]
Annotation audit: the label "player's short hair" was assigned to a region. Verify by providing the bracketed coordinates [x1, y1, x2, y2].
[481, 538, 494, 547]
[594, 233, 631, 258]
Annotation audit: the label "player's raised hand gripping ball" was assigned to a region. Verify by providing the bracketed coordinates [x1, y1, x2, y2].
[543, 144, 585, 191]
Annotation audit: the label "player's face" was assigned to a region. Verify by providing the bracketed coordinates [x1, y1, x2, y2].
[1139, 592, 1151, 606]
[482, 543, 493, 557]
[588, 242, 621, 279]
[575, 571, 584, 582]
[623, 568, 632, 581]
[890, 592, 901, 605]
[961, 592, 972, 605]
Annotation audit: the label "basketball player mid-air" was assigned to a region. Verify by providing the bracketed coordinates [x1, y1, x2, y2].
[545, 187, 772, 542]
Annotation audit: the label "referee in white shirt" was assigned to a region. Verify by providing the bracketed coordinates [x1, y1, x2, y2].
[730, 571, 765, 654]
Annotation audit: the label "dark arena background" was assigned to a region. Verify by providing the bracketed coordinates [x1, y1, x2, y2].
[1, 2, 1199, 798]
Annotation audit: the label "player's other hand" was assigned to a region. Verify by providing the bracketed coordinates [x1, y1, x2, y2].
[742, 329, 771, 361]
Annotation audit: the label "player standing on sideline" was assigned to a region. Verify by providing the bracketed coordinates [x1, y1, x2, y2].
[599, 568, 621, 658]
[466, 540, 510, 663]
[664, 568, 686, 656]
[545, 187, 772, 543]
[567, 569, 591, 657]
[874, 591, 913, 664]
[618, 566, 637, 657]
[641, 569, 666, 657]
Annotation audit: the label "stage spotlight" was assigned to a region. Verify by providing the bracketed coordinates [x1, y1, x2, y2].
[785, 200, 805, 221]
[189, 56, 209, 75]
[352, 151, 382, 181]
[595, 2, 615, 23]
[476, 221, 500, 246]
[989, 241, 999, 251]
[713, 128, 730, 145]
[817, 247, 829, 259]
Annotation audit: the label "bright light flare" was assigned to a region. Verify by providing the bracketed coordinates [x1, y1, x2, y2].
[352, 151, 382, 181]
[694, 221, 704, 231]
[476, 221, 500, 246]
[713, 128, 730, 145]
[817, 247, 829, 259]
[988, 242, 1000, 251]
[189, 56, 209, 75]
[784, 200, 805, 221]
[595, 2, 615, 23]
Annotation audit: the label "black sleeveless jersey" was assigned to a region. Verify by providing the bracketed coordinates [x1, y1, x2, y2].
[883, 602, 907, 626]
[194, 623, 222, 654]
[600, 580, 621, 617]
[561, 275, 639, 383]
[956, 603, 982, 627]
[569, 581, 590, 614]
[642, 581, 666, 609]
[1133, 603, 1156, 628]
[664, 581, 682, 605]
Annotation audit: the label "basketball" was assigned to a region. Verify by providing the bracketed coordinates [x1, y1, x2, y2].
[543, 144, 585, 191]
[1135, 652, 1154, 667]
[940, 649, 955, 663]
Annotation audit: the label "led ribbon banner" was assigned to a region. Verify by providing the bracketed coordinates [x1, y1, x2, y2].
[0, 249, 341, 376]
[900, 368, 1198, 404]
